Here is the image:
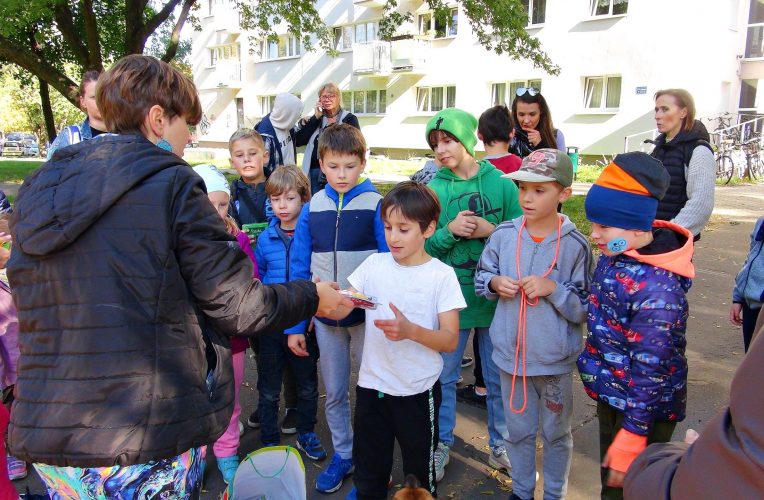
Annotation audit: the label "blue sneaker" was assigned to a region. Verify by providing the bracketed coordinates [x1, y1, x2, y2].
[316, 453, 354, 493]
[297, 432, 327, 461]
[346, 487, 357, 500]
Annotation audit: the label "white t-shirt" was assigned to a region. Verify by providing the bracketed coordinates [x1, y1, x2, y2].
[348, 253, 466, 396]
[274, 128, 295, 166]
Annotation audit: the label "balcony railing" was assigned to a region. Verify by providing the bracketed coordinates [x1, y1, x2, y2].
[215, 60, 242, 88]
[352, 37, 430, 76]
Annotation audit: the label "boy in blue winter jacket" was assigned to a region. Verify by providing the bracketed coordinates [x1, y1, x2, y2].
[289, 124, 388, 494]
[578, 153, 695, 500]
[254, 166, 326, 461]
[475, 150, 592, 500]
[730, 215, 764, 352]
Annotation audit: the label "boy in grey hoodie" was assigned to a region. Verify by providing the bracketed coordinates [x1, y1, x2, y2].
[475, 149, 591, 500]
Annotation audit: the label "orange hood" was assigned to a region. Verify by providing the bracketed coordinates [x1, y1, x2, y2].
[624, 220, 695, 279]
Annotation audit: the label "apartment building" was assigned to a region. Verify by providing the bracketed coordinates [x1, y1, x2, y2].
[192, 0, 757, 156]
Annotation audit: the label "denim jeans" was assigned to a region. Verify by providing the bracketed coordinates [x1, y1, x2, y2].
[438, 327, 508, 448]
[314, 321, 365, 459]
[257, 330, 319, 445]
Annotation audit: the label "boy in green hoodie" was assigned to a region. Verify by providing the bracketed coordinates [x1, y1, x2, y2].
[424, 108, 523, 481]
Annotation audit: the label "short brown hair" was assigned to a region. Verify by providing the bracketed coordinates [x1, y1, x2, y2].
[479, 105, 514, 146]
[266, 165, 311, 202]
[381, 181, 441, 232]
[79, 70, 101, 97]
[427, 129, 458, 150]
[318, 124, 366, 161]
[228, 129, 265, 153]
[654, 88, 696, 132]
[97, 55, 201, 133]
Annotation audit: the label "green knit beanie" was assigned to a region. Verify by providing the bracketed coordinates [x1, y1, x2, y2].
[425, 108, 478, 157]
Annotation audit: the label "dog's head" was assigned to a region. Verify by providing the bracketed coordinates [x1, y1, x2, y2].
[392, 474, 435, 500]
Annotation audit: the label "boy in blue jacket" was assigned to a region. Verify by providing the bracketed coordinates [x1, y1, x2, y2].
[254, 165, 326, 461]
[578, 153, 695, 499]
[730, 215, 764, 352]
[290, 124, 388, 494]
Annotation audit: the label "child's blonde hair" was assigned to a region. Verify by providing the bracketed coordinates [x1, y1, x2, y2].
[266, 165, 311, 202]
[228, 129, 266, 153]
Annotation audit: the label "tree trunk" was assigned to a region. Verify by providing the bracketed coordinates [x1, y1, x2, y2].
[38, 78, 57, 145]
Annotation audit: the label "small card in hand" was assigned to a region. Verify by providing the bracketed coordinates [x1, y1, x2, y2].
[340, 290, 378, 310]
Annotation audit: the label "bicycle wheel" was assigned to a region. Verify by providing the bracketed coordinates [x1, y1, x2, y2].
[716, 154, 734, 184]
[751, 152, 762, 180]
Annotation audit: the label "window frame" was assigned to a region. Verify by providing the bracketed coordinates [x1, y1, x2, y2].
[589, 0, 628, 18]
[418, 7, 458, 38]
[582, 75, 622, 112]
[341, 89, 387, 115]
[490, 79, 542, 106]
[259, 35, 302, 61]
[416, 85, 456, 113]
[333, 21, 379, 52]
[521, 0, 547, 26]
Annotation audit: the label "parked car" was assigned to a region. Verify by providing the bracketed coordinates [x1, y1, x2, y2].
[1, 141, 23, 157]
[22, 141, 40, 157]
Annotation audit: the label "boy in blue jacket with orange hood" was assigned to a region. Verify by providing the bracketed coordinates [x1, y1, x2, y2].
[577, 152, 694, 500]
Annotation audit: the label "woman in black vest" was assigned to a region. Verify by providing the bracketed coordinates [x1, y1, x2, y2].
[649, 89, 715, 240]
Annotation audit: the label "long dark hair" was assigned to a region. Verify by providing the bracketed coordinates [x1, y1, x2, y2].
[511, 91, 557, 149]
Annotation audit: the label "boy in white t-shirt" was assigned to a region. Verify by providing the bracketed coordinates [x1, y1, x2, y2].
[340, 181, 466, 500]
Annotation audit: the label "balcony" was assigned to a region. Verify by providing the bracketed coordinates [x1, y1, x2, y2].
[353, 40, 392, 75]
[213, 60, 242, 88]
[352, 37, 430, 76]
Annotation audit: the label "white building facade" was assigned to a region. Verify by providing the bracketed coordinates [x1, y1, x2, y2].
[192, 0, 759, 156]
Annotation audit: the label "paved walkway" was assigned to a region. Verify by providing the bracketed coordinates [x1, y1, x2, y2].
[13, 182, 763, 499]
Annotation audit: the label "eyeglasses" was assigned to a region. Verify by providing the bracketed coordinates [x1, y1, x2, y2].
[515, 87, 540, 97]
[319, 94, 338, 101]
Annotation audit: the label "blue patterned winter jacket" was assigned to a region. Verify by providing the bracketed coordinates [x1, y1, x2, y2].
[577, 221, 694, 436]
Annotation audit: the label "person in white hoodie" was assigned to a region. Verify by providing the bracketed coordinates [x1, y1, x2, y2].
[255, 93, 306, 177]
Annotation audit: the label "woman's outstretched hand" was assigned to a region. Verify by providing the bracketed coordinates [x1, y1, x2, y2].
[315, 280, 354, 320]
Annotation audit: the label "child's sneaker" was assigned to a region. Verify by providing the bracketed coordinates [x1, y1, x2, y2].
[296, 432, 327, 461]
[247, 407, 260, 429]
[217, 455, 240, 485]
[316, 453, 353, 493]
[461, 356, 474, 368]
[7, 454, 27, 480]
[488, 444, 511, 472]
[434, 442, 450, 482]
[280, 408, 297, 434]
[346, 487, 357, 500]
[238, 420, 245, 436]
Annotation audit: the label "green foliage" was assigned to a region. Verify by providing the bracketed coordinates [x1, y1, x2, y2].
[237, 0, 333, 55]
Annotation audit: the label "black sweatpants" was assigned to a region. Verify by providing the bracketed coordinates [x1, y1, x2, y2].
[352, 382, 441, 499]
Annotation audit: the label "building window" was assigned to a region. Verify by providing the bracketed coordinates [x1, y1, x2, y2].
[260, 95, 277, 115]
[590, 0, 628, 16]
[583, 76, 622, 110]
[209, 44, 239, 67]
[491, 80, 542, 106]
[333, 22, 378, 51]
[746, 0, 764, 58]
[521, 0, 546, 25]
[341, 90, 387, 114]
[417, 85, 456, 112]
[418, 8, 458, 38]
[260, 35, 301, 60]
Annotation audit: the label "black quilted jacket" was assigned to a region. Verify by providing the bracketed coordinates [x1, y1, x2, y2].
[6, 134, 318, 467]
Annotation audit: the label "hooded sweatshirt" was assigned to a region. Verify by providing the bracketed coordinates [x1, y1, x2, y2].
[577, 220, 694, 437]
[475, 215, 592, 375]
[732, 216, 764, 309]
[425, 160, 522, 329]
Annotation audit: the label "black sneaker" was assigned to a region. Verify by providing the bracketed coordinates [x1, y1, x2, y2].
[280, 407, 297, 434]
[456, 384, 487, 409]
[461, 356, 474, 368]
[247, 407, 261, 429]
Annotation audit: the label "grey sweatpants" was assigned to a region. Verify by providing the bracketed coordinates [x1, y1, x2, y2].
[500, 371, 573, 500]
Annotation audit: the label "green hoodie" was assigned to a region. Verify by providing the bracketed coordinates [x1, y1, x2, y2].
[425, 160, 522, 328]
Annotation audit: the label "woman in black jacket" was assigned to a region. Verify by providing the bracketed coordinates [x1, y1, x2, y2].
[509, 87, 565, 158]
[7, 55, 349, 498]
[296, 82, 361, 195]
